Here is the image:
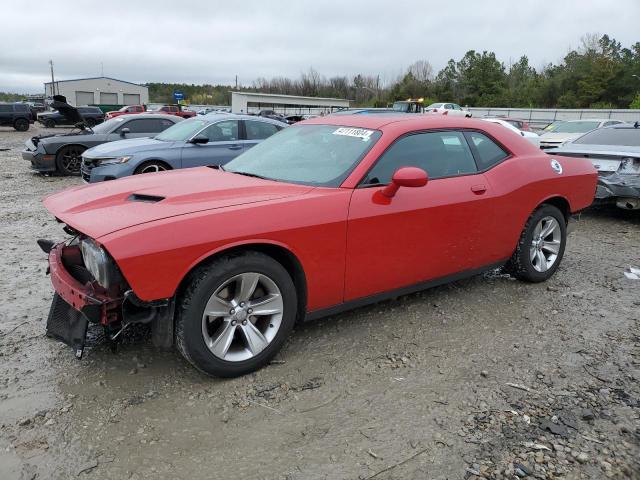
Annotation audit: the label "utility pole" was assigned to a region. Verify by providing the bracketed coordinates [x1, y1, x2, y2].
[235, 75, 238, 90]
[49, 59, 55, 96]
[100, 62, 104, 77]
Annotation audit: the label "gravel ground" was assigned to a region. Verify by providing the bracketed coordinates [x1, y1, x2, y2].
[0, 125, 639, 479]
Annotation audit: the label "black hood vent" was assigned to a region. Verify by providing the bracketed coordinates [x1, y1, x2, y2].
[127, 193, 165, 203]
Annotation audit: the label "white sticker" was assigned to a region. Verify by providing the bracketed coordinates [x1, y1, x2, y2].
[332, 127, 374, 141]
[550, 158, 563, 174]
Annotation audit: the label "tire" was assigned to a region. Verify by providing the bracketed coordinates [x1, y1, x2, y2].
[55, 145, 86, 176]
[506, 204, 567, 282]
[43, 119, 55, 128]
[176, 252, 298, 377]
[134, 161, 170, 175]
[14, 118, 29, 132]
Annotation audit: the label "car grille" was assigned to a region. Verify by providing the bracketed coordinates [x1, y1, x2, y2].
[81, 156, 105, 182]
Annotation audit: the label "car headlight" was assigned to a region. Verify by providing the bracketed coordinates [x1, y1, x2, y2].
[80, 238, 119, 288]
[98, 156, 132, 166]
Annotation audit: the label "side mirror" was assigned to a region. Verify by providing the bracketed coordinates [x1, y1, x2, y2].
[189, 135, 209, 144]
[119, 127, 130, 137]
[381, 167, 428, 198]
[521, 131, 525, 136]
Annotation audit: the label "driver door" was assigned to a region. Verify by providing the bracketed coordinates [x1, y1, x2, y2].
[180, 120, 244, 168]
[344, 130, 496, 301]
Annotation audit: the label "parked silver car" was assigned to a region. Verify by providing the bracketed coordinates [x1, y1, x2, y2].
[548, 123, 640, 210]
[80, 113, 287, 183]
[538, 119, 625, 149]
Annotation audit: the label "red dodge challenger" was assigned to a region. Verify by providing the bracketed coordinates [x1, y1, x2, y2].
[41, 115, 597, 377]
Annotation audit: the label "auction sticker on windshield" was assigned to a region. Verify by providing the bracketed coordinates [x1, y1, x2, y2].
[333, 127, 375, 141]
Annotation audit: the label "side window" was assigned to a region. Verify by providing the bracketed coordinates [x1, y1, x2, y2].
[201, 120, 239, 142]
[14, 104, 29, 112]
[465, 131, 509, 170]
[603, 121, 618, 127]
[245, 120, 279, 140]
[364, 131, 477, 185]
[452, 104, 462, 110]
[445, 104, 453, 109]
[159, 119, 175, 130]
[0, 105, 12, 113]
[118, 119, 158, 133]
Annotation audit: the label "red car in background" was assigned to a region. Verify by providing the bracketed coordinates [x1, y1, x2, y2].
[40, 115, 597, 377]
[105, 105, 146, 119]
[146, 104, 196, 118]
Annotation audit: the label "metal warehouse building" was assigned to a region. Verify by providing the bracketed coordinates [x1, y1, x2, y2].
[44, 76, 149, 106]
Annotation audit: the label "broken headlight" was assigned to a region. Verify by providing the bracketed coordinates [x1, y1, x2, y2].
[80, 238, 119, 288]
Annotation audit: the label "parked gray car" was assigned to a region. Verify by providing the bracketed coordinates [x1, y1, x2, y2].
[548, 123, 640, 210]
[80, 113, 287, 183]
[22, 114, 181, 175]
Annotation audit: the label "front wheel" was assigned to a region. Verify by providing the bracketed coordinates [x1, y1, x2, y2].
[42, 119, 55, 128]
[176, 252, 298, 377]
[55, 145, 86, 176]
[506, 204, 566, 282]
[14, 118, 29, 131]
[134, 161, 169, 175]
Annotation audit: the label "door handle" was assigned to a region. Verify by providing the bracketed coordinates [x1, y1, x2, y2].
[471, 184, 487, 194]
[228, 145, 242, 150]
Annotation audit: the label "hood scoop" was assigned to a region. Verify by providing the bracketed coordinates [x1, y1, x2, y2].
[127, 193, 165, 203]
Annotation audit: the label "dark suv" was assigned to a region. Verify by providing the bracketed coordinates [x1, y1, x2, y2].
[0, 102, 34, 131]
[38, 106, 105, 128]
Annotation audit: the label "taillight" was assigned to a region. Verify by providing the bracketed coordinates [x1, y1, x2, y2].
[442, 111, 448, 115]
[432, 108, 438, 112]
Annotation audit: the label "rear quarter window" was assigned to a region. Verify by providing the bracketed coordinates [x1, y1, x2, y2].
[465, 131, 509, 170]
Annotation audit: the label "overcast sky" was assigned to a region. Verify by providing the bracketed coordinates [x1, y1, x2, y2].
[2, 0, 639, 93]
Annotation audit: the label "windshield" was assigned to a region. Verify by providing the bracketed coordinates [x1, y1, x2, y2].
[574, 127, 640, 147]
[543, 121, 563, 131]
[551, 121, 600, 133]
[393, 102, 410, 112]
[91, 117, 126, 134]
[225, 125, 381, 187]
[155, 119, 207, 141]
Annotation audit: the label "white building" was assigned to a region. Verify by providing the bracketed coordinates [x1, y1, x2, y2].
[231, 91, 350, 115]
[44, 76, 149, 106]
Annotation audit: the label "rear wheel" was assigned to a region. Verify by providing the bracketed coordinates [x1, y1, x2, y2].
[134, 161, 170, 175]
[14, 118, 29, 131]
[506, 204, 566, 282]
[55, 145, 86, 176]
[176, 252, 297, 377]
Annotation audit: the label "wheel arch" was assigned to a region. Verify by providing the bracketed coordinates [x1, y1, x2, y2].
[538, 195, 571, 223]
[54, 143, 90, 156]
[134, 159, 174, 173]
[175, 241, 308, 323]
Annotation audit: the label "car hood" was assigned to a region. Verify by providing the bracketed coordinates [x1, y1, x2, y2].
[49, 95, 84, 125]
[84, 137, 171, 157]
[44, 167, 314, 239]
[539, 132, 582, 143]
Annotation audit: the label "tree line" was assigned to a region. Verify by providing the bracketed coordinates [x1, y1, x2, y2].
[3, 33, 639, 109]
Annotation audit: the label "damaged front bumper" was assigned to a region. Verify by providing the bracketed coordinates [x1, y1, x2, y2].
[44, 241, 175, 358]
[46, 242, 123, 357]
[595, 172, 640, 210]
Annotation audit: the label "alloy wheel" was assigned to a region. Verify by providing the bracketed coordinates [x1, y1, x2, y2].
[61, 147, 84, 174]
[201, 272, 284, 362]
[529, 216, 562, 272]
[139, 163, 167, 174]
